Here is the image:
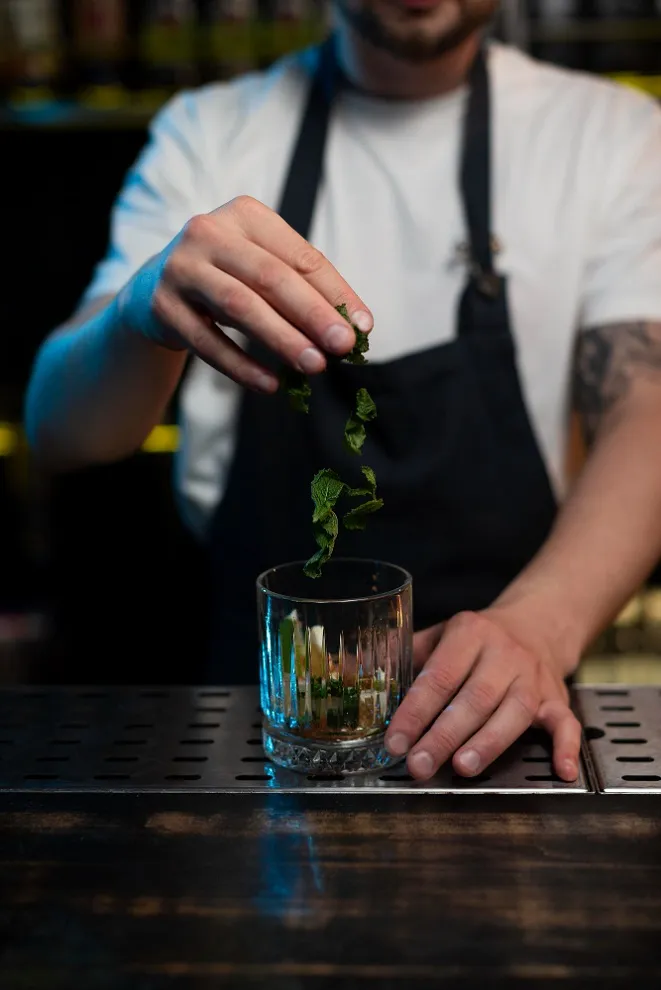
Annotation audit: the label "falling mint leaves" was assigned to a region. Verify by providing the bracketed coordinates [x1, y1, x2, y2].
[303, 469, 346, 579]
[350, 465, 377, 497]
[280, 366, 312, 413]
[344, 387, 377, 456]
[336, 303, 369, 365]
[280, 303, 383, 578]
[343, 465, 383, 532]
[303, 466, 383, 577]
[343, 499, 383, 531]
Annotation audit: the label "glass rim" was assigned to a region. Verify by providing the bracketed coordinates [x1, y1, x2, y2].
[256, 557, 412, 606]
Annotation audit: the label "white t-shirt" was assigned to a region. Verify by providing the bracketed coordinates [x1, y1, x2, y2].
[83, 42, 661, 538]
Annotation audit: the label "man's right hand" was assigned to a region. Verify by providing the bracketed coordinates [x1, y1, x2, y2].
[115, 195, 373, 393]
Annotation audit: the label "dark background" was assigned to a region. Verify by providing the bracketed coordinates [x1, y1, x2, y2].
[1, 2, 660, 684]
[1, 125, 212, 684]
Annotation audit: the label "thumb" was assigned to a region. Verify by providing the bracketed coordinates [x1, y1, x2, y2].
[413, 622, 445, 673]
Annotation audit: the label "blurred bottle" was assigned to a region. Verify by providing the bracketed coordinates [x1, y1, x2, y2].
[310, 0, 333, 44]
[528, 0, 588, 71]
[594, 0, 658, 11]
[139, 0, 198, 108]
[264, 0, 313, 64]
[199, 0, 258, 81]
[586, 0, 659, 74]
[72, 0, 129, 110]
[4, 0, 62, 108]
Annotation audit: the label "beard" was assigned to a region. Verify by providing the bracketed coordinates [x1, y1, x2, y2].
[333, 1, 498, 62]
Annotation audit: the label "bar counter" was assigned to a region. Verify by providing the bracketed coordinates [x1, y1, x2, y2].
[1, 684, 660, 988]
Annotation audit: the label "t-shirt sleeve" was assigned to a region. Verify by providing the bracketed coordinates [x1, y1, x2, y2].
[579, 88, 661, 329]
[82, 90, 206, 303]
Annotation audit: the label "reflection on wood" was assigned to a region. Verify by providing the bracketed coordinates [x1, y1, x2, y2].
[0, 792, 660, 986]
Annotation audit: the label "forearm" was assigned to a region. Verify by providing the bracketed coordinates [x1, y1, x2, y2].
[495, 401, 661, 669]
[25, 296, 187, 470]
[494, 320, 661, 673]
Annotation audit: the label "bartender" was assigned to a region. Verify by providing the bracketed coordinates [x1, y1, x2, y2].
[25, 0, 661, 783]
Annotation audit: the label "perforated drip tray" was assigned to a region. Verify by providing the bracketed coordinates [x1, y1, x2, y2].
[0, 685, 594, 795]
[574, 685, 661, 794]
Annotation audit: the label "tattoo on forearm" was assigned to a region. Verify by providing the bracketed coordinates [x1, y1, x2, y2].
[573, 321, 661, 443]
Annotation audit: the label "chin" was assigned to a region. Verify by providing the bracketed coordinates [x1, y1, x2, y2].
[335, 0, 497, 61]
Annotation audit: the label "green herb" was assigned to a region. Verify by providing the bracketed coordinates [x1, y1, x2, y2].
[280, 302, 383, 577]
[336, 303, 369, 365]
[344, 387, 377, 456]
[343, 418, 366, 457]
[348, 465, 377, 497]
[280, 307, 370, 411]
[354, 387, 376, 421]
[280, 366, 312, 413]
[343, 466, 382, 530]
[311, 468, 346, 520]
[342, 685, 359, 729]
[303, 468, 346, 579]
[343, 498, 384, 532]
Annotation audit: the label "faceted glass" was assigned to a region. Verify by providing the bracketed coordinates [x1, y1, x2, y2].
[257, 558, 413, 774]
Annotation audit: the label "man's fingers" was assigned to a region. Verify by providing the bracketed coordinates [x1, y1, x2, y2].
[222, 196, 373, 335]
[405, 653, 513, 779]
[385, 612, 486, 758]
[451, 679, 538, 778]
[200, 232, 357, 359]
[152, 289, 278, 392]
[177, 261, 331, 374]
[535, 699, 582, 781]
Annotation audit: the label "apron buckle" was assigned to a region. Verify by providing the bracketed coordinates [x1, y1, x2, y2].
[475, 269, 502, 299]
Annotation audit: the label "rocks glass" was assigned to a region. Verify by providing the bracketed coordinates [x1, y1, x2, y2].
[258, 558, 413, 774]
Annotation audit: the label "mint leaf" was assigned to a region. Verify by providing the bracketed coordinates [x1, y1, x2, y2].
[280, 366, 311, 413]
[355, 388, 376, 421]
[300, 307, 382, 578]
[344, 329, 369, 365]
[305, 469, 346, 578]
[343, 498, 384, 531]
[303, 512, 338, 578]
[344, 330, 369, 366]
[347, 466, 378, 498]
[344, 418, 366, 456]
[360, 465, 377, 494]
[344, 388, 377, 456]
[335, 303, 370, 366]
[311, 468, 345, 522]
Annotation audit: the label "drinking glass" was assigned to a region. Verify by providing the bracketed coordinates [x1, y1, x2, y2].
[257, 557, 413, 774]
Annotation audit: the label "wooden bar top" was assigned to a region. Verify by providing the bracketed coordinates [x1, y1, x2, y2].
[1, 791, 660, 988]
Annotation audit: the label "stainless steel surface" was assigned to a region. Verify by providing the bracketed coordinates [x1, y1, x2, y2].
[0, 686, 591, 794]
[574, 685, 661, 794]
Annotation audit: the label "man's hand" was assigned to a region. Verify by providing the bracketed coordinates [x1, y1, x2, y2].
[385, 608, 582, 782]
[116, 195, 373, 393]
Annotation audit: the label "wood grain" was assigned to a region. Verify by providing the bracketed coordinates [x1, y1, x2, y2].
[1, 793, 660, 988]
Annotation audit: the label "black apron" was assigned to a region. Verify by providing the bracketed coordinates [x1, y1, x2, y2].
[206, 40, 558, 684]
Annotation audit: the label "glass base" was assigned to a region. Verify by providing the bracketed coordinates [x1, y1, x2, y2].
[263, 723, 403, 775]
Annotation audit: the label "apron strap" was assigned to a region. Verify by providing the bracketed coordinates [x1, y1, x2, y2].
[459, 47, 500, 298]
[277, 37, 338, 238]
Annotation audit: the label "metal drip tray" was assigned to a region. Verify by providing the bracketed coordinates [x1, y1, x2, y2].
[0, 685, 591, 794]
[574, 685, 661, 793]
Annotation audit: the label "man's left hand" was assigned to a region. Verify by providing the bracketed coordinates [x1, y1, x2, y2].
[384, 608, 582, 782]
